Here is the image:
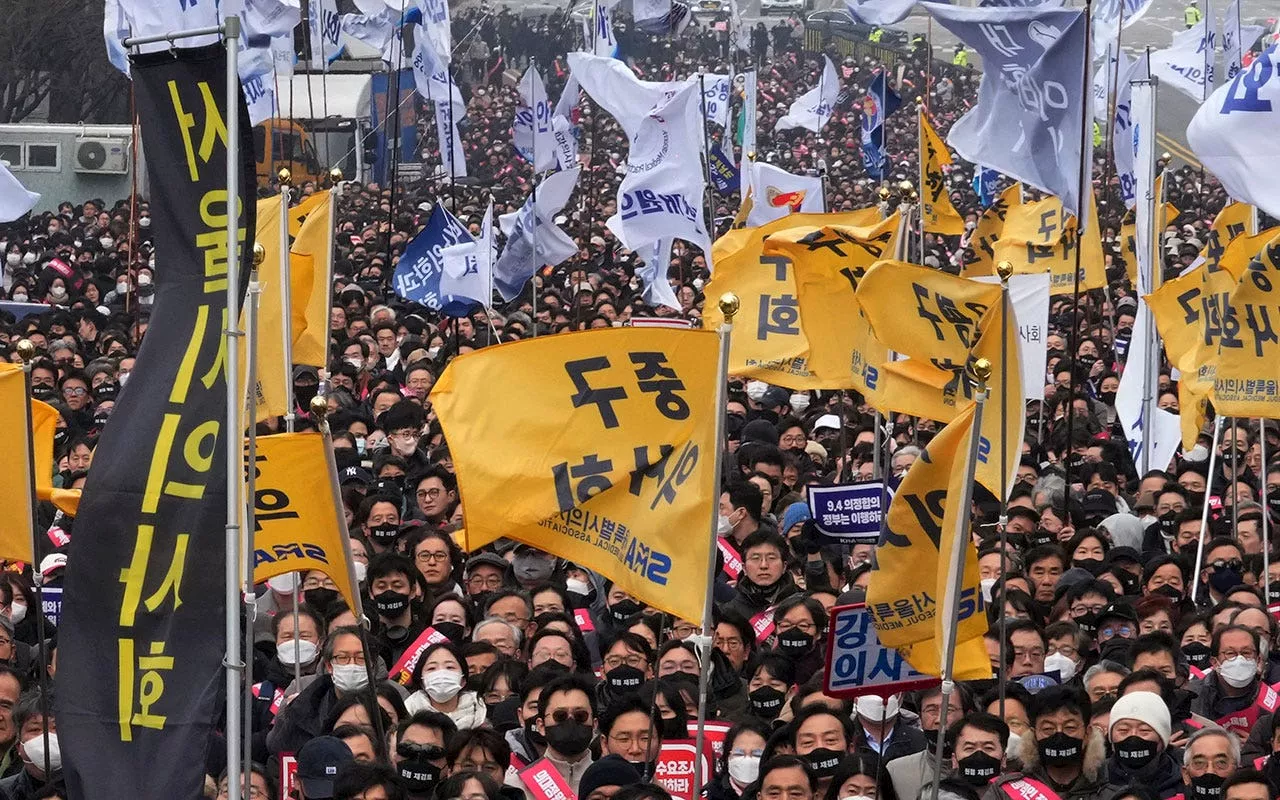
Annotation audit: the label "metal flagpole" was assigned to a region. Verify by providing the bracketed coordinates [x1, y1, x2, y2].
[931, 358, 991, 800]
[16, 341, 53, 784]
[222, 14, 246, 799]
[995, 261, 1013, 717]
[243, 244, 264, 800]
[1263, 426, 1271, 601]
[694, 293, 738, 800]
[279, 179, 296, 432]
[1139, 75, 1161, 474]
[918, 105, 926, 267]
[1190, 415, 1224, 604]
[446, 67, 459, 212]
[532, 58, 541, 338]
[1232, 418, 1241, 537]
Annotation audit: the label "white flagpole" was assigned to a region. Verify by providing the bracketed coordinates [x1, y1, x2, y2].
[243, 245, 264, 799]
[279, 179, 296, 433]
[1190, 415, 1225, 603]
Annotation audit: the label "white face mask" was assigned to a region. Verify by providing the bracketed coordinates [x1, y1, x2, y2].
[331, 664, 369, 692]
[100, 237, 114, 249]
[9, 601, 26, 625]
[5, 253, 18, 266]
[353, 561, 368, 583]
[1006, 731, 1022, 757]
[138, 273, 153, 286]
[22, 733, 60, 774]
[979, 577, 996, 604]
[427, 346, 440, 359]
[1218, 655, 1259, 688]
[745, 380, 768, 402]
[354, 436, 366, 455]
[139, 216, 151, 228]
[267, 572, 298, 594]
[566, 577, 590, 596]
[789, 393, 811, 414]
[1044, 652, 1076, 681]
[116, 280, 130, 295]
[277, 637, 319, 667]
[21, 252, 36, 265]
[422, 668, 464, 702]
[11, 293, 26, 303]
[717, 514, 735, 536]
[727, 755, 760, 785]
[345, 356, 363, 371]
[49, 286, 67, 299]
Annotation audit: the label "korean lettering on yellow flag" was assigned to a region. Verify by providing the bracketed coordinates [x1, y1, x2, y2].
[993, 189, 1105, 294]
[959, 184, 1019, 278]
[760, 214, 901, 396]
[290, 190, 333, 368]
[431, 328, 719, 622]
[250, 432, 361, 611]
[238, 195, 290, 421]
[918, 110, 964, 236]
[866, 401, 992, 679]
[1213, 232, 1280, 418]
[704, 209, 882, 390]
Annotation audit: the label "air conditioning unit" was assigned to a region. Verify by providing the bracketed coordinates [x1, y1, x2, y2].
[73, 137, 130, 174]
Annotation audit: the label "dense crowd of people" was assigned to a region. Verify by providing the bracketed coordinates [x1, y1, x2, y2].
[0, 4, 1272, 800]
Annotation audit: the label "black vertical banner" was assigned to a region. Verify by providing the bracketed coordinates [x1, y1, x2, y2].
[57, 44, 254, 800]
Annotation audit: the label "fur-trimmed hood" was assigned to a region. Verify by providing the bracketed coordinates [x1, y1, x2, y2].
[1014, 726, 1109, 785]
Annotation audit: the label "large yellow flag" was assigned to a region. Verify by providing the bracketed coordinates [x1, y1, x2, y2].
[761, 214, 901, 394]
[251, 432, 361, 612]
[867, 400, 992, 679]
[30, 400, 79, 517]
[993, 190, 1106, 295]
[240, 194, 290, 421]
[290, 190, 333, 368]
[704, 209, 883, 390]
[1213, 232, 1280, 418]
[918, 110, 965, 236]
[959, 184, 1019, 278]
[432, 328, 719, 622]
[0, 365, 36, 562]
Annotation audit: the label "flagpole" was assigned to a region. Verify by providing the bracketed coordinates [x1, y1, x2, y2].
[16, 340, 53, 784]
[1190, 415, 1224, 604]
[995, 261, 1012, 718]
[1138, 74, 1160, 474]
[699, 72, 718, 262]
[446, 67, 459, 213]
[278, 177, 296, 433]
[693, 293, 738, 800]
[930, 358, 991, 800]
[917, 105, 926, 267]
[222, 15, 246, 798]
[1262, 426, 1271, 601]
[243, 244, 264, 800]
[531, 59, 541, 338]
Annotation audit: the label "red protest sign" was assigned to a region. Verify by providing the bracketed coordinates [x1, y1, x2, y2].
[279, 753, 297, 800]
[519, 758, 577, 800]
[717, 538, 743, 580]
[686, 720, 733, 762]
[390, 626, 450, 685]
[655, 740, 714, 800]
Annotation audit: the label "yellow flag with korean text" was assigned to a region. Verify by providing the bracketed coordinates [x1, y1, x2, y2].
[866, 401, 992, 679]
[704, 209, 882, 390]
[993, 189, 1106, 295]
[290, 191, 333, 368]
[431, 328, 719, 622]
[1213, 232, 1280, 418]
[250, 432, 361, 612]
[918, 110, 964, 236]
[959, 184, 1019, 278]
[761, 214, 901, 395]
[239, 194, 290, 421]
[0, 365, 36, 563]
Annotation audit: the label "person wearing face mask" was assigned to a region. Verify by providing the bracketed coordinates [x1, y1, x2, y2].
[723, 531, 800, 624]
[930, 713, 1010, 793]
[359, 494, 404, 556]
[367, 553, 427, 661]
[852, 693, 926, 763]
[887, 684, 971, 800]
[0, 691, 62, 800]
[719, 482, 764, 553]
[252, 606, 326, 732]
[506, 674, 598, 799]
[772, 596, 826, 675]
[1179, 727, 1241, 800]
[1103, 692, 1182, 796]
[597, 633, 655, 709]
[1189, 625, 1275, 741]
[391, 711, 456, 800]
[406, 642, 486, 730]
[791, 705, 854, 795]
[711, 721, 770, 800]
[1196, 540, 1247, 608]
[1094, 603, 1141, 666]
[510, 545, 562, 592]
[267, 626, 374, 758]
[983, 685, 1110, 800]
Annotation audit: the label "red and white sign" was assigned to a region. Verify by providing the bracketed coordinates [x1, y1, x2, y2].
[391, 626, 450, 685]
[519, 758, 577, 800]
[717, 538, 743, 580]
[279, 753, 297, 800]
[655, 740, 714, 800]
[685, 720, 733, 762]
[573, 608, 595, 633]
[750, 606, 776, 643]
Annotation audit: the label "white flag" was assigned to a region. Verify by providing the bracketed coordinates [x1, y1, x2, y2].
[494, 168, 583, 301]
[638, 238, 682, 310]
[104, 0, 131, 76]
[1116, 301, 1181, 472]
[113, 0, 222, 51]
[410, 25, 467, 179]
[701, 74, 733, 129]
[0, 162, 39, 223]
[440, 203, 495, 306]
[1132, 81, 1157, 296]
[1150, 20, 1215, 101]
[515, 68, 557, 173]
[606, 83, 711, 256]
[744, 161, 825, 227]
[727, 0, 751, 53]
[976, 273, 1049, 401]
[1222, 0, 1265, 81]
[774, 56, 838, 132]
[416, 0, 453, 65]
[308, 0, 344, 70]
[341, 7, 398, 52]
[568, 52, 689, 139]
[1091, 45, 1126, 122]
[1112, 54, 1146, 209]
[551, 116, 580, 172]
[741, 69, 758, 160]
[589, 0, 622, 57]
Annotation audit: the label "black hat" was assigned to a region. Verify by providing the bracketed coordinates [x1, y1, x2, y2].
[579, 756, 643, 800]
[339, 465, 374, 487]
[1097, 601, 1139, 627]
[296, 736, 354, 799]
[1082, 489, 1118, 520]
[466, 552, 509, 574]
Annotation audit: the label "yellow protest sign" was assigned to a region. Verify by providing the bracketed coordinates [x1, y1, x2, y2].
[919, 110, 964, 236]
[432, 328, 720, 622]
[704, 210, 886, 389]
[959, 185, 1019, 278]
[993, 190, 1105, 295]
[762, 215, 901, 394]
[251, 432, 360, 612]
[1214, 232, 1280, 417]
[867, 400, 992, 679]
[290, 190, 333, 368]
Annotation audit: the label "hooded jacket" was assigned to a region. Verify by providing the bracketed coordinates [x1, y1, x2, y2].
[983, 727, 1121, 800]
[721, 572, 800, 621]
[1104, 749, 1184, 798]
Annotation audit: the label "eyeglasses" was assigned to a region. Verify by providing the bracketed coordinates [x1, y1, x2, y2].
[1048, 644, 1078, 658]
[1210, 559, 1244, 572]
[62, 386, 86, 397]
[604, 653, 647, 669]
[218, 785, 268, 799]
[1218, 648, 1258, 660]
[609, 731, 653, 748]
[1035, 720, 1083, 737]
[715, 636, 745, 651]
[301, 576, 337, 590]
[1070, 603, 1106, 616]
[398, 742, 446, 761]
[418, 488, 445, 499]
[746, 553, 782, 565]
[330, 652, 366, 666]
[1013, 646, 1045, 660]
[1188, 755, 1234, 771]
[1098, 624, 1134, 640]
[468, 575, 503, 590]
[547, 708, 592, 725]
[416, 551, 450, 563]
[780, 435, 806, 446]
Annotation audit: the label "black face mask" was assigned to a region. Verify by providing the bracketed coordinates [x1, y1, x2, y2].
[397, 758, 442, 793]
[1158, 511, 1179, 539]
[805, 748, 843, 779]
[1037, 732, 1082, 767]
[1189, 772, 1226, 799]
[1098, 390, 1117, 406]
[609, 598, 644, 624]
[1268, 494, 1280, 520]
[1074, 612, 1099, 638]
[470, 590, 494, 612]
[1114, 735, 1158, 771]
[748, 686, 786, 720]
[1029, 528, 1056, 549]
[1072, 558, 1105, 575]
[543, 720, 594, 757]
[368, 523, 402, 546]
[489, 696, 520, 731]
[295, 382, 319, 408]
[660, 716, 688, 740]
[304, 587, 340, 614]
[1208, 566, 1243, 594]
[50, 425, 67, 445]
[956, 751, 1001, 786]
[605, 665, 645, 694]
[1183, 641, 1212, 669]
[1100, 638, 1132, 664]
[777, 629, 815, 655]
[525, 717, 546, 748]
[1153, 584, 1182, 600]
[373, 589, 411, 618]
[433, 621, 465, 642]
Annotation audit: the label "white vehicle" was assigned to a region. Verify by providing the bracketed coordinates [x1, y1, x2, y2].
[691, 0, 728, 15]
[761, 0, 804, 15]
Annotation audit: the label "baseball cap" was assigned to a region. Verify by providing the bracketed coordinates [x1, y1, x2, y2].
[296, 736, 354, 799]
[339, 465, 374, 487]
[812, 414, 841, 434]
[466, 552, 509, 574]
[39, 553, 67, 579]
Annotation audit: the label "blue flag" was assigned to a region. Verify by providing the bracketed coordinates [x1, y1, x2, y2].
[392, 204, 477, 316]
[860, 71, 901, 181]
[708, 144, 741, 193]
[973, 166, 1000, 208]
[924, 2, 1088, 223]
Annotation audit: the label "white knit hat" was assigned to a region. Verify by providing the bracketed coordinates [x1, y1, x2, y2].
[1109, 691, 1172, 745]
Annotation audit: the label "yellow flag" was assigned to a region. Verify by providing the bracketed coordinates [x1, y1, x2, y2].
[970, 292, 1025, 499]
[918, 110, 965, 236]
[251, 432, 360, 612]
[238, 194, 291, 422]
[288, 190, 328, 237]
[431, 328, 719, 621]
[704, 210, 884, 389]
[0, 365, 35, 562]
[993, 190, 1106, 295]
[762, 215, 902, 394]
[28, 400, 79, 517]
[1213, 232, 1280, 417]
[866, 400, 992, 679]
[290, 190, 333, 368]
[959, 185, 1019, 278]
